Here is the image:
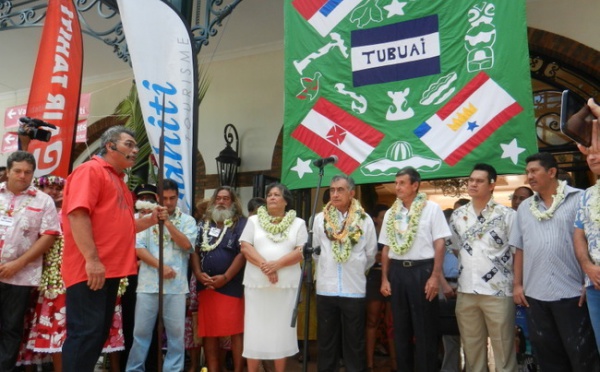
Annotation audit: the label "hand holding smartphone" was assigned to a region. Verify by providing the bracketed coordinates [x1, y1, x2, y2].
[560, 90, 599, 148]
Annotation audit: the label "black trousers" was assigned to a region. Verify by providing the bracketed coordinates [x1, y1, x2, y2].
[62, 278, 120, 372]
[0, 282, 32, 372]
[389, 260, 439, 372]
[526, 296, 600, 372]
[316, 295, 367, 372]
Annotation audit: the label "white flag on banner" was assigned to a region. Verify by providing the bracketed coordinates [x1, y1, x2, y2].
[117, 0, 197, 213]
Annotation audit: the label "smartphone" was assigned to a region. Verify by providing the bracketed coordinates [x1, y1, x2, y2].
[560, 90, 596, 147]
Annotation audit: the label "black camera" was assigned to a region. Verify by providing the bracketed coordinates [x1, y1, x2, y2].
[18, 117, 57, 142]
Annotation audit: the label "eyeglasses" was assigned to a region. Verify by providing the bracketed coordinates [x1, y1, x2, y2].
[117, 140, 139, 150]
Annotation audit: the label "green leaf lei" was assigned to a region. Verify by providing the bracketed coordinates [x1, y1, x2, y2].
[323, 198, 366, 263]
[39, 238, 128, 297]
[386, 192, 427, 255]
[200, 218, 233, 252]
[39, 237, 66, 296]
[257, 205, 296, 243]
[529, 180, 566, 221]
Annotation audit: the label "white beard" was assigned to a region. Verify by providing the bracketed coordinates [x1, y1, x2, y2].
[209, 205, 235, 222]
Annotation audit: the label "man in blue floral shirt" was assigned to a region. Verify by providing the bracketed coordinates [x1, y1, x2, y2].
[126, 179, 197, 371]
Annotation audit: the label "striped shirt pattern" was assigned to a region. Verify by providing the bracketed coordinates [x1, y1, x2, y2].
[509, 185, 585, 301]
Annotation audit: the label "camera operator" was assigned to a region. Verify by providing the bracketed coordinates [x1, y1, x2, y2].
[18, 117, 56, 151]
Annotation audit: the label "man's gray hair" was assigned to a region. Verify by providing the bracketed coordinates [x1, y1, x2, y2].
[98, 126, 135, 156]
[330, 174, 355, 191]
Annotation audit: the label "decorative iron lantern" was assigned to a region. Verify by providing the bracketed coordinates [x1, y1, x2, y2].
[215, 124, 240, 187]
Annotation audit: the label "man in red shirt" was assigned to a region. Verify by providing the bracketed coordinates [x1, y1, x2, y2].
[61, 126, 162, 371]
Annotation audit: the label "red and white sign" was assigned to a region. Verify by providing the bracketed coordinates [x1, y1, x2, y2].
[1, 133, 19, 154]
[26, 0, 83, 178]
[75, 93, 90, 143]
[4, 104, 27, 130]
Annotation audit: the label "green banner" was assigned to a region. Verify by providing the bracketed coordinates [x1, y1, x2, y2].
[283, 0, 536, 189]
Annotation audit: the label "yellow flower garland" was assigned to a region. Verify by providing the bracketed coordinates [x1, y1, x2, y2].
[323, 199, 366, 263]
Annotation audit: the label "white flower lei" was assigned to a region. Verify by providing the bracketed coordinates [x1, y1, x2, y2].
[589, 183, 600, 225]
[152, 207, 182, 245]
[0, 192, 35, 216]
[200, 218, 233, 252]
[323, 199, 366, 263]
[257, 205, 296, 243]
[386, 193, 427, 255]
[530, 180, 566, 221]
[117, 277, 128, 297]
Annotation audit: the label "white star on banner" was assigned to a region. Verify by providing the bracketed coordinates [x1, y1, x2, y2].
[384, 0, 408, 18]
[291, 158, 313, 179]
[500, 139, 525, 165]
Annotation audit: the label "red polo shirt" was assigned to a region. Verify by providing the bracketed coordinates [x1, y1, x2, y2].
[62, 156, 137, 287]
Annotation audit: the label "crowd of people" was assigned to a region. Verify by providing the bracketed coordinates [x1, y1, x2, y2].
[0, 98, 600, 372]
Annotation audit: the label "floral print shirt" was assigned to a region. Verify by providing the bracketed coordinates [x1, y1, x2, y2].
[575, 186, 600, 287]
[0, 183, 61, 286]
[449, 199, 515, 296]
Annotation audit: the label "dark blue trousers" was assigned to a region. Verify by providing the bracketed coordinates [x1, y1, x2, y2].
[526, 296, 600, 372]
[0, 282, 32, 371]
[62, 278, 120, 372]
[389, 260, 439, 372]
[316, 295, 367, 372]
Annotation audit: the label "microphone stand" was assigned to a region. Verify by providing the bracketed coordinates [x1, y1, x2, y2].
[156, 93, 166, 372]
[291, 163, 325, 372]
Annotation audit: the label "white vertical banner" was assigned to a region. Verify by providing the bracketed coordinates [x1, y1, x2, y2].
[117, 0, 196, 213]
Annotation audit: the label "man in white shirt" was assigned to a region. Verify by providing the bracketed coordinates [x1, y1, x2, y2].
[449, 163, 517, 371]
[313, 175, 377, 372]
[379, 167, 450, 372]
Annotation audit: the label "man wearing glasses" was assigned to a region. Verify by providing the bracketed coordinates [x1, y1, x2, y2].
[449, 164, 517, 371]
[61, 126, 161, 371]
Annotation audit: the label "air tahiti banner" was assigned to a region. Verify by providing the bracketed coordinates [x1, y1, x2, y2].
[283, 0, 537, 189]
[117, 0, 197, 213]
[26, 0, 83, 178]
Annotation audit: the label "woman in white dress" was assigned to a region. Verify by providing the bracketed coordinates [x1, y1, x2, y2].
[240, 183, 308, 372]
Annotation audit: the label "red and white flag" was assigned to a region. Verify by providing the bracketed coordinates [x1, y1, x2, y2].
[26, 0, 83, 178]
[413, 72, 523, 166]
[292, 0, 362, 37]
[292, 97, 384, 174]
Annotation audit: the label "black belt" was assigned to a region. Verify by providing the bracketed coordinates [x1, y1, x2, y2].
[445, 277, 458, 283]
[392, 258, 434, 268]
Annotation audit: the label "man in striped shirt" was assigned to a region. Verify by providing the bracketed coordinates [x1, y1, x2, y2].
[510, 152, 600, 370]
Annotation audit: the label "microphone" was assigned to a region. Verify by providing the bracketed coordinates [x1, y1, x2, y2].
[110, 145, 132, 160]
[313, 155, 338, 168]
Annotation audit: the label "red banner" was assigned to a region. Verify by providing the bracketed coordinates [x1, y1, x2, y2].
[26, 0, 83, 177]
